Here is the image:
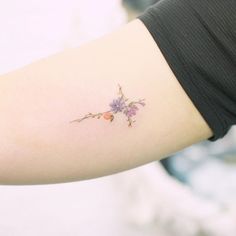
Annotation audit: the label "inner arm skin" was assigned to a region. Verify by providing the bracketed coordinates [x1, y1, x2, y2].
[0, 19, 213, 185]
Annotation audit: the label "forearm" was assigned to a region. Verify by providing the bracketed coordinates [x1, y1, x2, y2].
[0, 48, 126, 185]
[0, 19, 212, 185]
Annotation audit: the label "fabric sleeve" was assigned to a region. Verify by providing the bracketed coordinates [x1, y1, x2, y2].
[137, 0, 236, 142]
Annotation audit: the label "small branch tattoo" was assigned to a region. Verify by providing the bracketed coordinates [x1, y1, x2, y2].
[69, 84, 146, 127]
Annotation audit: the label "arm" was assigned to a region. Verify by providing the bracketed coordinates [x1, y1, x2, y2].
[0, 19, 213, 185]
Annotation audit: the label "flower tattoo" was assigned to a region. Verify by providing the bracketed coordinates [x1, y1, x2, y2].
[69, 84, 146, 127]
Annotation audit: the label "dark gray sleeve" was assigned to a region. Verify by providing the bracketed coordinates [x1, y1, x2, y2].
[137, 0, 236, 141]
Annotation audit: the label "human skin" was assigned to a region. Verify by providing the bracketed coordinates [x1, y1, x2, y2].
[0, 19, 213, 185]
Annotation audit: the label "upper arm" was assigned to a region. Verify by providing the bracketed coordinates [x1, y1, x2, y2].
[0, 19, 213, 185]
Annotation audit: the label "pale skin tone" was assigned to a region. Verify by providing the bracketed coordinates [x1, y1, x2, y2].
[0, 19, 213, 185]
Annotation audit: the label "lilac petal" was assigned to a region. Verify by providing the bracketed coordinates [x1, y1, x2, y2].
[124, 107, 137, 118]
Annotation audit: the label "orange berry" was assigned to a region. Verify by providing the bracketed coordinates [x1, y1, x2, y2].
[103, 112, 113, 120]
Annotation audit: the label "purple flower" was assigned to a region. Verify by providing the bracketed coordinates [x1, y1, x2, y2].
[109, 97, 126, 113]
[124, 105, 139, 118]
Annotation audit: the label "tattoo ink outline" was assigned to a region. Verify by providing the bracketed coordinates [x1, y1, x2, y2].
[69, 84, 146, 127]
